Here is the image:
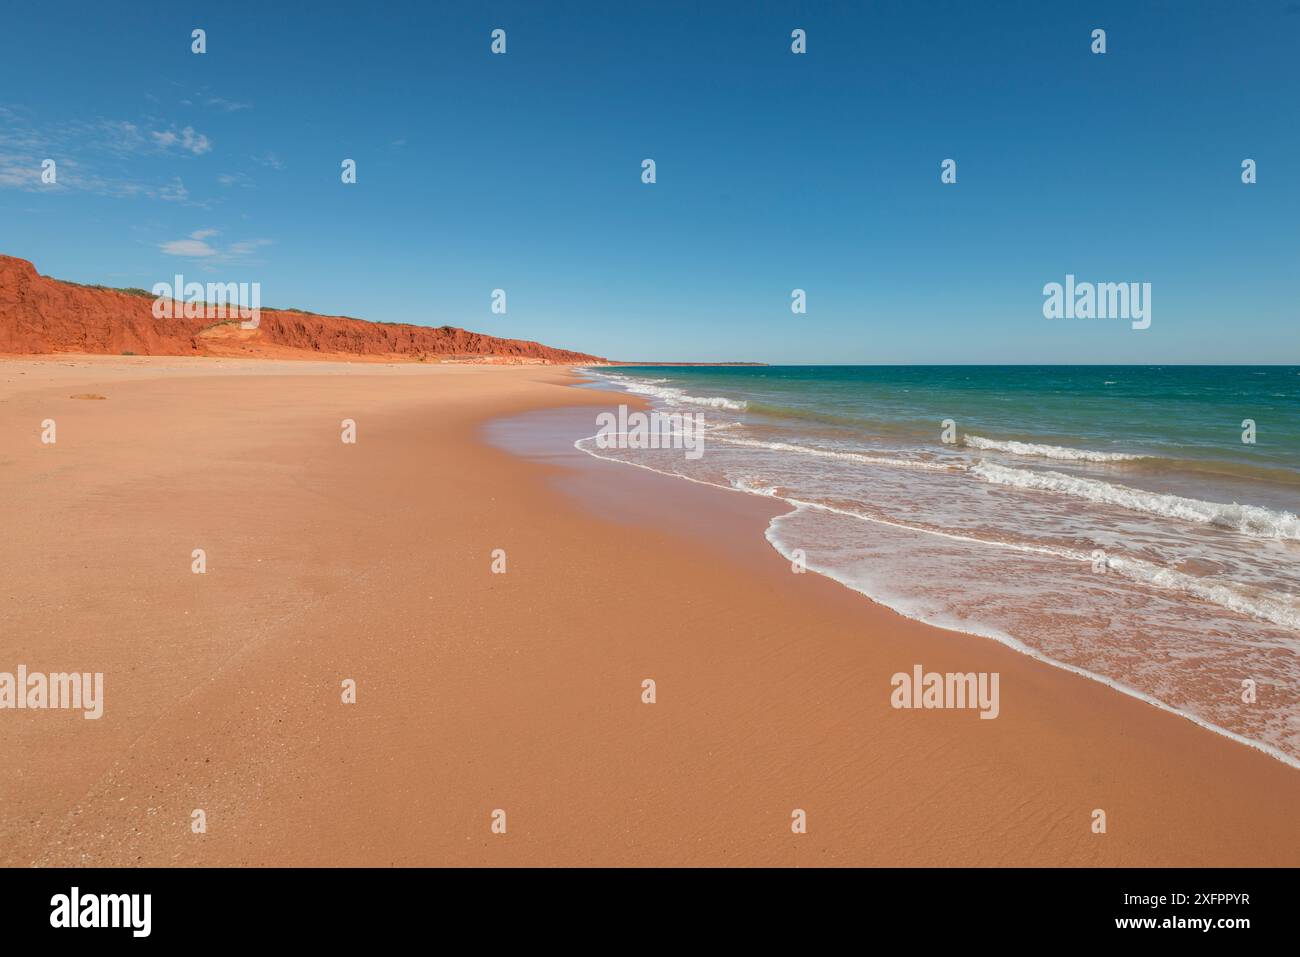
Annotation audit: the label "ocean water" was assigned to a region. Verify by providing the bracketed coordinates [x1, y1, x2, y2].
[576, 366, 1300, 766]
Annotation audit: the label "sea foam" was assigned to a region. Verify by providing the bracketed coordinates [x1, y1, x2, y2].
[971, 462, 1300, 540]
[592, 372, 748, 410]
[964, 434, 1146, 462]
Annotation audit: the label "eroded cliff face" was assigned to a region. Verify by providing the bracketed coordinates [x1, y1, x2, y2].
[0, 256, 604, 363]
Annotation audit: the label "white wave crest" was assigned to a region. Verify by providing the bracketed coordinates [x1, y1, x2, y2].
[971, 462, 1300, 540]
[716, 435, 955, 471]
[605, 375, 748, 411]
[1103, 554, 1300, 632]
[964, 434, 1147, 462]
[729, 476, 781, 496]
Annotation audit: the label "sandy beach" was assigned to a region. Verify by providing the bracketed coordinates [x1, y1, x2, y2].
[1, 355, 1297, 867]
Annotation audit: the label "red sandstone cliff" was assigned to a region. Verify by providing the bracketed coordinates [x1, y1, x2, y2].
[0, 255, 604, 364]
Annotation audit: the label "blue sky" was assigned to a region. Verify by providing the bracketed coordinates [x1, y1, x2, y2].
[1, 0, 1297, 363]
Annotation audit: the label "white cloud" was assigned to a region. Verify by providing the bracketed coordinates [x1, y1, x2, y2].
[151, 126, 212, 156]
[217, 172, 254, 188]
[205, 97, 251, 112]
[160, 238, 216, 257]
[160, 229, 219, 256]
[0, 153, 44, 188]
[158, 230, 272, 264]
[227, 239, 272, 257]
[155, 177, 191, 203]
[0, 108, 207, 204]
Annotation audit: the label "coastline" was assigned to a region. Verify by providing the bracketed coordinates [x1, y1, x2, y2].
[557, 390, 1300, 772]
[574, 365, 1300, 770]
[1, 356, 1296, 866]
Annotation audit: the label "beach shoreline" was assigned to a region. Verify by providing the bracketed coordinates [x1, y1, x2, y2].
[1, 356, 1296, 866]
[496, 395, 1300, 772]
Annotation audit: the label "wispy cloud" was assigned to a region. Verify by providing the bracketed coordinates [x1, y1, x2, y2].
[154, 177, 191, 203]
[0, 152, 44, 188]
[151, 126, 212, 155]
[158, 229, 272, 264]
[205, 96, 251, 113]
[160, 234, 217, 258]
[217, 171, 255, 188]
[251, 152, 284, 170]
[0, 106, 210, 203]
[226, 238, 272, 258]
